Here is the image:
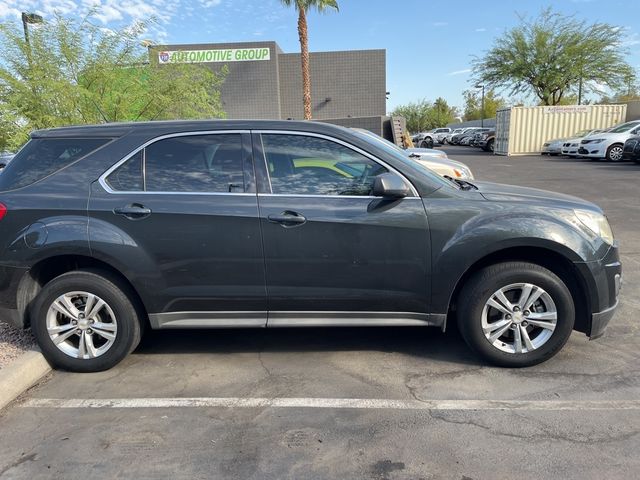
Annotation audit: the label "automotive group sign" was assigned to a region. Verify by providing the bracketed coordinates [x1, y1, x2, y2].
[158, 47, 271, 64]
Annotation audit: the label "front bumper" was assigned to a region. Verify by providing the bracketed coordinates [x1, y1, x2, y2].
[578, 145, 606, 158]
[542, 146, 562, 154]
[575, 244, 622, 338]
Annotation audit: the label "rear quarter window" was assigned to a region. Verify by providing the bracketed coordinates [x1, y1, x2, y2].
[0, 138, 110, 191]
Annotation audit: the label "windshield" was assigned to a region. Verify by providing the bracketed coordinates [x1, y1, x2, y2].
[351, 130, 452, 189]
[608, 122, 640, 134]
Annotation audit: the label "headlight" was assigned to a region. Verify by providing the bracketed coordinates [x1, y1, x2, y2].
[574, 210, 614, 245]
[584, 139, 605, 144]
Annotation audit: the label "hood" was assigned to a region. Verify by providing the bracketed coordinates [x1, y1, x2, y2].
[545, 138, 566, 144]
[475, 181, 599, 211]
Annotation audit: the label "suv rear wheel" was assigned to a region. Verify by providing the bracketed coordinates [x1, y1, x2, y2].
[32, 270, 142, 372]
[457, 262, 574, 367]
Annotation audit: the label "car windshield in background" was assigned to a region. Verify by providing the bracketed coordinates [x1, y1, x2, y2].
[608, 122, 640, 134]
[351, 130, 453, 188]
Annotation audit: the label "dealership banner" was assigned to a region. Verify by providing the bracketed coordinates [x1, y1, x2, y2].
[158, 48, 271, 64]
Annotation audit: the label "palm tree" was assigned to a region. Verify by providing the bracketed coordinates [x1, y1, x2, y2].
[280, 0, 338, 120]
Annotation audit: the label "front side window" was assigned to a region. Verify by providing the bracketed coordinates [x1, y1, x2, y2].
[261, 134, 389, 196]
[106, 134, 245, 193]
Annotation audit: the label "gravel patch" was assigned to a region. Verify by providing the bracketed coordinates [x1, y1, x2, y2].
[0, 321, 35, 369]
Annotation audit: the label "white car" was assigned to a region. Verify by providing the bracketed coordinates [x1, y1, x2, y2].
[352, 129, 475, 180]
[444, 128, 464, 144]
[578, 120, 640, 161]
[561, 129, 606, 157]
[406, 148, 474, 179]
[541, 138, 565, 155]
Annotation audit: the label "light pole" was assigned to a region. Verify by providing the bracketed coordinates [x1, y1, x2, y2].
[21, 12, 44, 46]
[475, 83, 485, 127]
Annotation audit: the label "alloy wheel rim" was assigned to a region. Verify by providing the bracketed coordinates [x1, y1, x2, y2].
[481, 283, 557, 354]
[46, 291, 118, 360]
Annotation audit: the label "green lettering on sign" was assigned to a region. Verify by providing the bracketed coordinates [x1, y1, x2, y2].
[158, 47, 271, 64]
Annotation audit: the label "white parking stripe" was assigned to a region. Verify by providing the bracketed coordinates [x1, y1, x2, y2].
[21, 397, 640, 411]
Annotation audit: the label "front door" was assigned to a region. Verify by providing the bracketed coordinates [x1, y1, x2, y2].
[253, 132, 432, 326]
[89, 131, 267, 327]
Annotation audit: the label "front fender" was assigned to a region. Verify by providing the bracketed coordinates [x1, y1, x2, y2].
[427, 204, 603, 313]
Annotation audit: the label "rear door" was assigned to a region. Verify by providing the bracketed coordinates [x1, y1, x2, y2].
[253, 131, 432, 325]
[88, 131, 267, 327]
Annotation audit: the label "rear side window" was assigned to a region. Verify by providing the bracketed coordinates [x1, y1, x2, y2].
[0, 138, 110, 191]
[106, 134, 246, 193]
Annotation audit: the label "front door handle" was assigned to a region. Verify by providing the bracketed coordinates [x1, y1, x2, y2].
[268, 211, 307, 227]
[113, 204, 152, 220]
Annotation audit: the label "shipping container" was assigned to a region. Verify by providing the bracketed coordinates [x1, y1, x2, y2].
[495, 104, 628, 156]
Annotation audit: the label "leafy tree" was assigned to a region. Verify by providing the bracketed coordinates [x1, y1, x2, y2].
[0, 14, 226, 150]
[472, 9, 636, 105]
[391, 98, 457, 133]
[280, 0, 338, 120]
[462, 89, 506, 121]
[599, 72, 640, 104]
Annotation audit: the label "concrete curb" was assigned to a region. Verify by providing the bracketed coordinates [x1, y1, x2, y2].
[0, 350, 51, 411]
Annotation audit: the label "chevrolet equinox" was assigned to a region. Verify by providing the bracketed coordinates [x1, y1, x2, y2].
[0, 120, 621, 371]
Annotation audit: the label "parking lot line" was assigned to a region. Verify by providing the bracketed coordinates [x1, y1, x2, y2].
[20, 397, 640, 411]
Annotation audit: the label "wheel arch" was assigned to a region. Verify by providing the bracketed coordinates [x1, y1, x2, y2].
[18, 254, 149, 328]
[446, 246, 592, 335]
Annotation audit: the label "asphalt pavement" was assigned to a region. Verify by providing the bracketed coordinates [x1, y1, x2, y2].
[0, 145, 638, 480]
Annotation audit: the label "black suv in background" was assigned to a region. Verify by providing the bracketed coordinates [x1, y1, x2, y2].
[0, 120, 621, 371]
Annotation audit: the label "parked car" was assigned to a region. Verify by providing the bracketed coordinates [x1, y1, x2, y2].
[433, 128, 452, 144]
[444, 128, 464, 144]
[412, 131, 434, 149]
[405, 148, 474, 179]
[578, 120, 640, 161]
[353, 129, 474, 180]
[561, 130, 606, 157]
[477, 130, 496, 152]
[541, 138, 565, 155]
[451, 128, 481, 145]
[622, 135, 640, 163]
[0, 120, 620, 371]
[469, 128, 492, 147]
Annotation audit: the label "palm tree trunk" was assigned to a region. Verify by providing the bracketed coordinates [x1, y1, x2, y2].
[297, 8, 312, 120]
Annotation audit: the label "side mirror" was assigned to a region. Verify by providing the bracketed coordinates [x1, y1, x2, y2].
[372, 173, 411, 198]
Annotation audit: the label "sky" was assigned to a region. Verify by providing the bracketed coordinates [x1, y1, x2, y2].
[2, 0, 640, 112]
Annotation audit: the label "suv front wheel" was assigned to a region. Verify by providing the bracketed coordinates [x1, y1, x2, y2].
[32, 270, 142, 372]
[457, 262, 575, 367]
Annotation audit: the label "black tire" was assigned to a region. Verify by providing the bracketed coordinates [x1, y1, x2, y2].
[420, 139, 433, 149]
[457, 262, 575, 367]
[32, 270, 142, 372]
[487, 138, 495, 153]
[606, 143, 624, 162]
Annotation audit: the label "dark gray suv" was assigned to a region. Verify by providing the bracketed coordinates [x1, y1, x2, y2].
[0, 120, 621, 371]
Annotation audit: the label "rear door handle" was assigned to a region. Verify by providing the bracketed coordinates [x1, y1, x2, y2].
[268, 211, 307, 227]
[113, 204, 152, 219]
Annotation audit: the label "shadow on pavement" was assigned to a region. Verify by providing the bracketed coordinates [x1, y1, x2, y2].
[135, 324, 480, 366]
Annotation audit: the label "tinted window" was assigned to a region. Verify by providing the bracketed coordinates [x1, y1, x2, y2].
[145, 134, 244, 193]
[106, 134, 245, 193]
[261, 134, 388, 196]
[0, 138, 110, 191]
[106, 151, 143, 191]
